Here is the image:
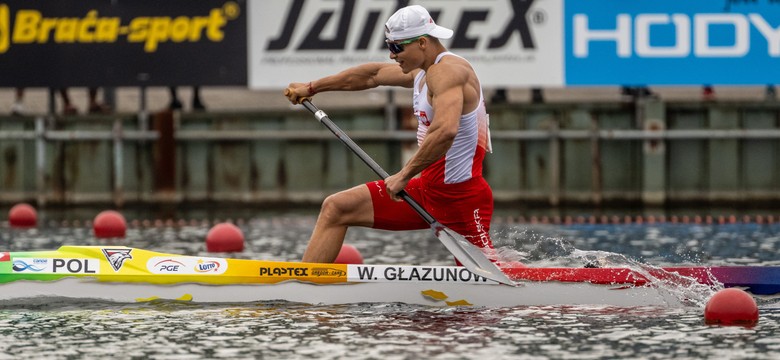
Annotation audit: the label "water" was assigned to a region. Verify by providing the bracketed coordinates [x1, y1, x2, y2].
[1, 209, 780, 359]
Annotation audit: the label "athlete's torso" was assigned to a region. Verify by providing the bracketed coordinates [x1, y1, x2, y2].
[412, 52, 491, 186]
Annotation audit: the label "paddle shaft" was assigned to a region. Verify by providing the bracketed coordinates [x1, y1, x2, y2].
[301, 100, 435, 224]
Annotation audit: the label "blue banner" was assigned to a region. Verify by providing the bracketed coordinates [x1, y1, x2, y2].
[565, 0, 780, 85]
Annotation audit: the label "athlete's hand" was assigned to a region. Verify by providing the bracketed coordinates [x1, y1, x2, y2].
[284, 82, 315, 105]
[384, 173, 409, 202]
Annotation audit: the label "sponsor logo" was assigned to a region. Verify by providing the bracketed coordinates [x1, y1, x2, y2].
[265, 0, 540, 52]
[414, 110, 431, 126]
[259, 266, 309, 277]
[146, 256, 228, 275]
[195, 260, 221, 273]
[150, 259, 186, 273]
[311, 267, 347, 277]
[12, 259, 46, 272]
[0, 1, 240, 54]
[0, 5, 8, 53]
[250, 1, 563, 88]
[12, 258, 99, 274]
[0, 252, 10, 262]
[473, 209, 491, 248]
[572, 12, 780, 59]
[102, 248, 133, 272]
[373, 180, 384, 198]
[350, 265, 492, 284]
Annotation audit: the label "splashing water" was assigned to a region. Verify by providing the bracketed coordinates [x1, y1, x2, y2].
[492, 226, 720, 307]
[569, 249, 720, 307]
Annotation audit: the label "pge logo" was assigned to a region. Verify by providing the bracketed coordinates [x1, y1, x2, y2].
[151, 259, 186, 273]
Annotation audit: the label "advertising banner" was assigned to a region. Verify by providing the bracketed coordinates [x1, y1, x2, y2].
[248, 0, 564, 89]
[2, 1, 776, 89]
[565, 0, 780, 85]
[0, 0, 247, 87]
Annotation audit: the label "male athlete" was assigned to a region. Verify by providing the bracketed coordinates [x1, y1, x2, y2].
[285, 5, 494, 264]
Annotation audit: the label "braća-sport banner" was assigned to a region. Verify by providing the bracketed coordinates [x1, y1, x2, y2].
[0, 0, 247, 87]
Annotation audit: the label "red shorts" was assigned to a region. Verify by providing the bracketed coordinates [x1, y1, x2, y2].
[366, 176, 494, 249]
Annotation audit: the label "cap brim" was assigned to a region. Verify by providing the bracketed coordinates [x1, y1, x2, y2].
[429, 25, 453, 40]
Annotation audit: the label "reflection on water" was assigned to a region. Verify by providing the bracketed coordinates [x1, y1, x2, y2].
[1, 210, 780, 359]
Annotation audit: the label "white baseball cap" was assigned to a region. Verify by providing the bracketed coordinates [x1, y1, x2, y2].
[385, 5, 453, 41]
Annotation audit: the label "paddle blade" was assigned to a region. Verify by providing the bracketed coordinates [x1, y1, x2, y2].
[431, 222, 516, 286]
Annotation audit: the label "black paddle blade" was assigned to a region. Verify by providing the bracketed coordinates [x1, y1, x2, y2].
[431, 222, 516, 286]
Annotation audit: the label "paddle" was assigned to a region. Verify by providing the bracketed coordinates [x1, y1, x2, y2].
[297, 98, 515, 286]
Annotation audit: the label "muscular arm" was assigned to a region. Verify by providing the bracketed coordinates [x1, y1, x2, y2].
[320, 63, 416, 90]
[385, 62, 466, 198]
[286, 63, 416, 103]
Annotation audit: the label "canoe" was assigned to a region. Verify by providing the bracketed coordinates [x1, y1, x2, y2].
[2, 246, 776, 307]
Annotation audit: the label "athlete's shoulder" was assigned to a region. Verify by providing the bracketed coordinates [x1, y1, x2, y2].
[427, 58, 470, 86]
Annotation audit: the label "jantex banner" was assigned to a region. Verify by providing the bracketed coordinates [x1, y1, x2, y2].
[0, 0, 247, 87]
[248, 0, 565, 89]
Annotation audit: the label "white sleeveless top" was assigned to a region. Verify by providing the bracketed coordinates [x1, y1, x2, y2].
[412, 52, 492, 185]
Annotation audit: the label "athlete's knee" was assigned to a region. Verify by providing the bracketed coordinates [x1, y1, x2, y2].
[320, 194, 344, 217]
[319, 193, 357, 225]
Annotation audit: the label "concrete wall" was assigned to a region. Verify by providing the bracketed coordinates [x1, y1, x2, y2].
[1, 100, 779, 206]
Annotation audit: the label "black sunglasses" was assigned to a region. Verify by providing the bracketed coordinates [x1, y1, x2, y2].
[385, 35, 427, 54]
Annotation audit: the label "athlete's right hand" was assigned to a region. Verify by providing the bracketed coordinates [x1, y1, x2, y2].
[384, 172, 409, 202]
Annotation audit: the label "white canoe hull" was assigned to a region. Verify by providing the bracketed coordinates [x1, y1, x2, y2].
[0, 277, 689, 307]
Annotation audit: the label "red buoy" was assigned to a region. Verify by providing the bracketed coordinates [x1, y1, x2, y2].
[334, 244, 363, 264]
[93, 210, 127, 238]
[704, 288, 759, 327]
[206, 223, 244, 253]
[9, 203, 37, 228]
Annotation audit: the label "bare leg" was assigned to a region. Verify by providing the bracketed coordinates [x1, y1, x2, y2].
[192, 86, 206, 111]
[302, 185, 374, 263]
[88, 87, 111, 113]
[169, 87, 182, 110]
[60, 88, 77, 115]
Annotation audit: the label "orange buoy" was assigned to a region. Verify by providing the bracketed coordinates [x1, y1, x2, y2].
[334, 244, 364, 264]
[206, 223, 244, 253]
[704, 288, 759, 327]
[9, 203, 37, 228]
[93, 210, 127, 238]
